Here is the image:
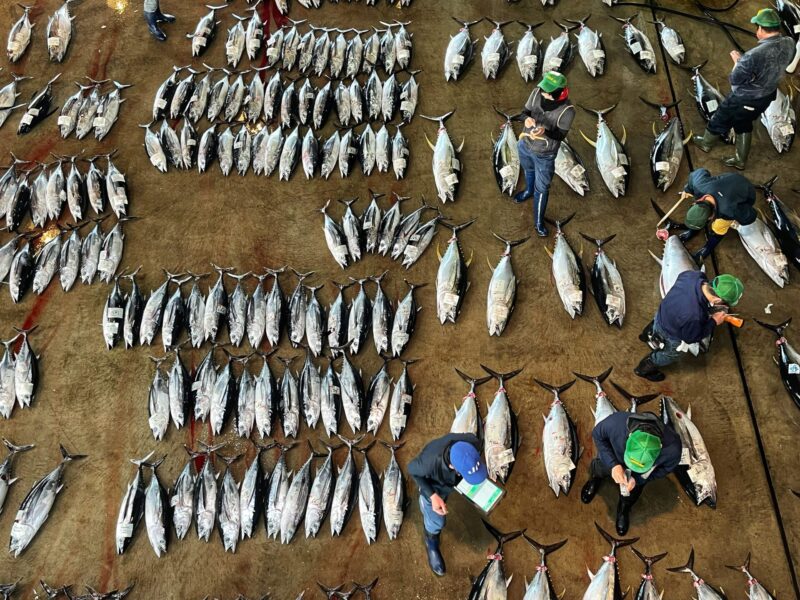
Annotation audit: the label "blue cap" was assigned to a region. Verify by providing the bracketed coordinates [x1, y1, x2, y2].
[450, 442, 488, 485]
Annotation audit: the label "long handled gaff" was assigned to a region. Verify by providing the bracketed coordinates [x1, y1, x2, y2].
[656, 193, 691, 228]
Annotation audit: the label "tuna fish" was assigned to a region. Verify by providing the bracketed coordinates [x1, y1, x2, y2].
[147, 357, 170, 440]
[436, 219, 475, 324]
[467, 520, 524, 600]
[46, 1, 74, 63]
[279, 356, 301, 438]
[482, 20, 513, 79]
[451, 369, 491, 435]
[580, 105, 629, 198]
[265, 442, 296, 539]
[330, 435, 363, 537]
[115, 451, 154, 555]
[188, 5, 225, 57]
[492, 109, 521, 197]
[0, 439, 34, 514]
[735, 218, 789, 288]
[614, 14, 657, 73]
[143, 456, 168, 558]
[280, 450, 316, 544]
[444, 19, 482, 81]
[758, 176, 800, 270]
[338, 352, 364, 434]
[389, 359, 417, 441]
[542, 22, 577, 73]
[631, 547, 667, 600]
[320, 358, 342, 437]
[652, 18, 685, 64]
[171, 450, 197, 540]
[574, 367, 618, 425]
[240, 442, 270, 540]
[640, 98, 688, 192]
[582, 524, 638, 600]
[192, 346, 217, 423]
[379, 441, 406, 541]
[12, 326, 38, 409]
[684, 61, 734, 144]
[667, 547, 727, 599]
[264, 267, 285, 347]
[481, 365, 522, 483]
[204, 264, 232, 343]
[726, 553, 774, 600]
[648, 204, 700, 297]
[217, 453, 242, 552]
[7, 5, 34, 63]
[755, 318, 800, 410]
[487, 234, 528, 336]
[18, 73, 61, 135]
[521, 535, 567, 600]
[536, 379, 579, 497]
[580, 233, 625, 326]
[760, 88, 795, 154]
[570, 15, 605, 77]
[0, 340, 15, 419]
[547, 214, 584, 319]
[191, 442, 227, 543]
[366, 359, 393, 435]
[516, 21, 543, 82]
[305, 441, 339, 538]
[356, 443, 381, 544]
[422, 111, 463, 203]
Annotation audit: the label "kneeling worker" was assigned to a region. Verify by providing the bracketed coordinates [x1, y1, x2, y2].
[582, 411, 682, 535]
[635, 272, 744, 382]
[408, 433, 487, 576]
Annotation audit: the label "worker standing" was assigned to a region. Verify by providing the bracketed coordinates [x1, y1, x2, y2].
[581, 411, 682, 536]
[408, 433, 487, 576]
[679, 168, 757, 262]
[143, 0, 175, 42]
[515, 71, 575, 237]
[693, 8, 795, 169]
[635, 272, 744, 382]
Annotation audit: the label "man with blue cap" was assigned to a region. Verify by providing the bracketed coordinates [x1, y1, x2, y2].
[408, 433, 487, 576]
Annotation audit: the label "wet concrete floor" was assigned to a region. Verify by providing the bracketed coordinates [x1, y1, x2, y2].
[0, 0, 798, 598]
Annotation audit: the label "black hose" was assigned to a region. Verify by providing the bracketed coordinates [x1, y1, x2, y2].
[613, 2, 755, 36]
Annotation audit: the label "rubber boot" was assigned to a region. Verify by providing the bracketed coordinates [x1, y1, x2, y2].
[634, 356, 666, 382]
[533, 191, 549, 237]
[424, 531, 446, 576]
[581, 478, 602, 504]
[513, 170, 535, 203]
[692, 128, 720, 153]
[638, 320, 654, 344]
[723, 132, 751, 170]
[144, 12, 166, 41]
[615, 487, 641, 536]
[155, 8, 176, 23]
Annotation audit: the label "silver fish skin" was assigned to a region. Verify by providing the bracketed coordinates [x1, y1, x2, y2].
[582, 525, 637, 600]
[327, 282, 350, 352]
[330, 436, 360, 536]
[760, 88, 796, 154]
[435, 220, 473, 324]
[0, 342, 15, 419]
[581, 105, 629, 197]
[380, 442, 405, 540]
[537, 379, 579, 497]
[148, 359, 170, 441]
[32, 235, 61, 296]
[542, 28, 573, 74]
[312, 80, 333, 130]
[0, 234, 22, 285]
[381, 74, 399, 123]
[347, 278, 371, 355]
[102, 275, 126, 349]
[279, 126, 300, 181]
[254, 355, 276, 438]
[301, 128, 319, 179]
[227, 272, 250, 346]
[312, 27, 332, 76]
[243, 70, 266, 123]
[59, 226, 81, 292]
[153, 68, 179, 122]
[239, 447, 265, 540]
[65, 158, 85, 221]
[170, 69, 197, 121]
[423, 111, 462, 203]
[574, 367, 616, 426]
[391, 281, 422, 357]
[204, 267, 229, 342]
[617, 16, 657, 73]
[394, 21, 413, 70]
[549, 216, 584, 319]
[7, 6, 33, 63]
[516, 22, 542, 82]
[217, 456, 241, 552]
[186, 274, 207, 348]
[106, 156, 128, 218]
[96, 82, 131, 141]
[340, 198, 363, 262]
[280, 452, 315, 544]
[192, 347, 217, 422]
[364, 71, 382, 121]
[264, 268, 285, 347]
[224, 71, 248, 122]
[481, 20, 512, 79]
[379, 24, 396, 73]
[194, 450, 220, 542]
[444, 18, 481, 81]
[186, 68, 213, 124]
[668, 548, 726, 600]
[79, 221, 103, 284]
[167, 350, 189, 429]
[225, 16, 247, 68]
[139, 274, 172, 346]
[320, 130, 340, 180]
[46, 0, 74, 63]
[736, 218, 789, 288]
[399, 72, 419, 124]
[329, 29, 348, 79]
[573, 18, 605, 77]
[357, 447, 380, 544]
[236, 364, 256, 438]
[45, 159, 66, 221]
[206, 69, 230, 123]
[143, 122, 167, 173]
[266, 445, 293, 539]
[482, 367, 521, 483]
[555, 139, 590, 196]
[521, 537, 568, 600]
[210, 361, 234, 436]
[9, 445, 85, 557]
[493, 112, 520, 196]
[217, 126, 235, 176]
[197, 125, 217, 173]
[371, 272, 393, 355]
[359, 123, 377, 176]
[334, 81, 351, 127]
[349, 80, 364, 124]
[0, 439, 35, 515]
[305, 286, 324, 358]
[58, 85, 83, 138]
[245, 8, 263, 60]
[305, 444, 336, 538]
[144, 458, 168, 557]
[0, 76, 27, 129]
[30, 169, 49, 228]
[375, 124, 390, 173]
[170, 455, 195, 540]
[179, 119, 198, 170]
[338, 127, 356, 178]
[339, 354, 363, 434]
[366, 361, 392, 435]
[361, 193, 383, 253]
[263, 126, 284, 176]
[320, 362, 341, 437]
[264, 24, 284, 68]
[392, 125, 410, 180]
[297, 28, 317, 74]
[279, 359, 301, 438]
[402, 214, 440, 269]
[246, 274, 267, 348]
[654, 18, 685, 64]
[389, 360, 415, 440]
[115, 453, 153, 555]
[189, 6, 223, 57]
[487, 235, 528, 336]
[13, 328, 37, 409]
[345, 29, 366, 79]
[281, 20, 303, 70]
[251, 126, 269, 175]
[362, 28, 381, 73]
[649, 233, 699, 297]
[450, 372, 488, 435]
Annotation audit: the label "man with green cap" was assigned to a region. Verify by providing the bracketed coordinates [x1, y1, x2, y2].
[582, 411, 682, 535]
[635, 270, 744, 381]
[680, 168, 757, 262]
[515, 71, 575, 236]
[693, 7, 795, 169]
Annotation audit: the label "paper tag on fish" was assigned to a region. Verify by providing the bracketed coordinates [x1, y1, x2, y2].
[93, 117, 107, 128]
[234, 141, 243, 149]
[655, 160, 670, 172]
[492, 304, 509, 322]
[550, 57, 562, 68]
[789, 363, 800, 375]
[394, 158, 407, 169]
[226, 42, 238, 55]
[640, 50, 654, 61]
[404, 245, 420, 261]
[48, 37, 61, 49]
[705, 99, 718, 112]
[191, 381, 203, 391]
[216, 306, 227, 315]
[393, 414, 407, 428]
[156, 98, 167, 109]
[148, 414, 165, 432]
[680, 447, 691, 465]
[398, 49, 410, 60]
[57, 115, 73, 127]
[486, 52, 500, 63]
[393, 332, 409, 347]
[118, 523, 133, 537]
[334, 244, 348, 257]
[111, 173, 126, 183]
[348, 147, 357, 155]
[196, 37, 207, 47]
[445, 173, 459, 186]
[150, 154, 163, 167]
[247, 39, 260, 53]
[496, 448, 515, 466]
[522, 54, 537, 66]
[795, 24, 800, 33]
[605, 295, 622, 311]
[20, 113, 34, 125]
[618, 154, 628, 165]
[104, 322, 119, 335]
[98, 258, 113, 272]
[630, 41, 642, 54]
[611, 166, 626, 178]
[442, 292, 459, 309]
[402, 393, 413, 405]
[592, 49, 605, 58]
[16, 382, 33, 396]
[108, 307, 124, 319]
[331, 385, 340, 395]
[780, 124, 794, 136]
[672, 44, 685, 55]
[451, 157, 461, 170]
[267, 47, 279, 58]
[499, 165, 516, 179]
[400, 100, 414, 112]
[569, 290, 583, 305]
[569, 164, 585, 178]
[306, 92, 314, 100]
[186, 138, 197, 146]
[452, 55, 464, 65]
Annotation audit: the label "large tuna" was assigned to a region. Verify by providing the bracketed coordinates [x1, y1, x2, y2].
[582, 524, 638, 600]
[536, 378, 580, 497]
[481, 365, 522, 483]
[579, 233, 625, 326]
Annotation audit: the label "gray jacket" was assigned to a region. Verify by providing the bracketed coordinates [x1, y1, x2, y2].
[729, 35, 795, 99]
[520, 89, 575, 156]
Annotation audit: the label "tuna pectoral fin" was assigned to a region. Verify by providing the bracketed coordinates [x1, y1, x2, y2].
[586, 567, 595, 580]
[579, 129, 596, 147]
[544, 245, 553, 259]
[466, 249, 473, 267]
[505, 574, 513, 588]
[424, 133, 435, 151]
[457, 138, 465, 153]
[620, 124, 627, 146]
[648, 250, 663, 266]
[683, 130, 693, 145]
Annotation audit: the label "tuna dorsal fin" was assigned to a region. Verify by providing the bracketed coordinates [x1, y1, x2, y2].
[666, 547, 696, 574]
[573, 366, 613, 385]
[481, 519, 524, 552]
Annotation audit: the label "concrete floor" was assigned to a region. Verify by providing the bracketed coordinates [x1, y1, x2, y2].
[0, 0, 798, 598]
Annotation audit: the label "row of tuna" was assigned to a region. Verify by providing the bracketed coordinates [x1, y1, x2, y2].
[443, 15, 685, 84]
[143, 118, 409, 181]
[0, 327, 39, 420]
[5, 1, 75, 63]
[0, 150, 131, 231]
[0, 580, 133, 599]
[319, 194, 437, 270]
[102, 265, 422, 359]
[465, 520, 772, 600]
[114, 439, 406, 555]
[189, 7, 413, 78]
[146, 345, 418, 442]
[150, 64, 420, 130]
[2, 215, 134, 303]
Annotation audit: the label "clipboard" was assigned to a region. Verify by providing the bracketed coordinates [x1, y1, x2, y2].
[455, 478, 504, 514]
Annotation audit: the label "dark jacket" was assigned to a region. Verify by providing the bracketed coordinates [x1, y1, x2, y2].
[729, 35, 796, 100]
[684, 168, 757, 226]
[520, 88, 575, 156]
[408, 433, 481, 499]
[592, 412, 682, 486]
[656, 271, 716, 344]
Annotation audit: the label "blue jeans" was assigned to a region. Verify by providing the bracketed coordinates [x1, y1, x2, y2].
[517, 140, 556, 199]
[419, 494, 447, 535]
[649, 317, 684, 368]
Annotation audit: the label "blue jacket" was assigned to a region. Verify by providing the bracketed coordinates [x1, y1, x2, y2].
[656, 271, 716, 344]
[729, 35, 796, 99]
[683, 169, 756, 226]
[592, 412, 682, 486]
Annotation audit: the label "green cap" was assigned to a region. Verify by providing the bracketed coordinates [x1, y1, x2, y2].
[685, 202, 712, 230]
[751, 8, 781, 28]
[538, 71, 567, 93]
[711, 274, 744, 306]
[624, 430, 662, 473]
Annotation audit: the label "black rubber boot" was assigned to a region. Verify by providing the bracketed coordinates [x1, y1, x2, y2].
[533, 191, 549, 237]
[155, 9, 176, 23]
[634, 356, 666, 382]
[144, 12, 166, 41]
[615, 487, 641, 536]
[513, 170, 535, 203]
[581, 478, 602, 504]
[638, 320, 654, 344]
[424, 531, 446, 576]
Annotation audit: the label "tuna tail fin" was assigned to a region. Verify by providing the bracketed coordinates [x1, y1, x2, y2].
[482, 519, 524, 552]
[403, 278, 427, 292]
[579, 232, 616, 249]
[480, 364, 524, 383]
[492, 232, 531, 250]
[317, 583, 343, 598]
[522, 534, 568, 557]
[610, 381, 659, 411]
[573, 366, 613, 385]
[336, 434, 366, 449]
[451, 17, 483, 28]
[2, 438, 34, 455]
[639, 96, 681, 111]
[544, 212, 575, 232]
[676, 59, 709, 74]
[441, 218, 477, 235]
[419, 110, 455, 124]
[218, 452, 244, 467]
[579, 103, 617, 118]
[378, 439, 406, 453]
[756, 175, 778, 196]
[667, 547, 696, 573]
[631, 546, 668, 572]
[353, 578, 379, 597]
[129, 451, 156, 468]
[454, 368, 493, 388]
[59, 444, 87, 463]
[725, 552, 751, 574]
[534, 378, 577, 397]
[755, 318, 792, 337]
[595, 522, 638, 551]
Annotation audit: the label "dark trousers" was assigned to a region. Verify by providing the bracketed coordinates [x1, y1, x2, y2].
[644, 317, 685, 368]
[708, 92, 776, 135]
[518, 141, 556, 198]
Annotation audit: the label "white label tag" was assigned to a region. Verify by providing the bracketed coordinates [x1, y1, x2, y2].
[605, 295, 622, 310]
[398, 49, 410, 60]
[618, 154, 628, 165]
[630, 41, 642, 54]
[17, 382, 33, 396]
[267, 47, 279, 58]
[789, 363, 800, 375]
[20, 113, 33, 125]
[779, 124, 794, 135]
[104, 322, 119, 334]
[150, 154, 163, 167]
[522, 54, 537, 66]
[186, 138, 197, 146]
[393, 332, 409, 346]
[404, 246, 419, 260]
[611, 166, 626, 178]
[108, 307, 124, 319]
[705, 99, 718, 112]
[640, 50, 654, 61]
[394, 158, 407, 169]
[451, 158, 460, 170]
[680, 447, 691, 465]
[795, 24, 800, 33]
[592, 49, 605, 59]
[655, 160, 670, 171]
[93, 117, 107, 128]
[445, 173, 459, 186]
[452, 54, 465, 66]
[156, 98, 167, 109]
[57, 115, 72, 126]
[197, 37, 207, 47]
[569, 164, 585, 178]
[673, 44, 685, 54]
[112, 173, 125, 183]
[401, 393, 413, 405]
[191, 381, 202, 391]
[48, 37, 60, 49]
[170, 495, 180, 507]
[216, 306, 227, 315]
[118, 523, 133, 537]
[496, 448, 515, 466]
[400, 100, 413, 112]
[486, 52, 500, 63]
[442, 292, 459, 309]
[499, 164, 515, 179]
[550, 57, 562, 68]
[234, 141, 243, 149]
[492, 304, 509, 322]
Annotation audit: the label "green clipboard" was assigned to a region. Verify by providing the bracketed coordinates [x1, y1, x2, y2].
[455, 478, 504, 513]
